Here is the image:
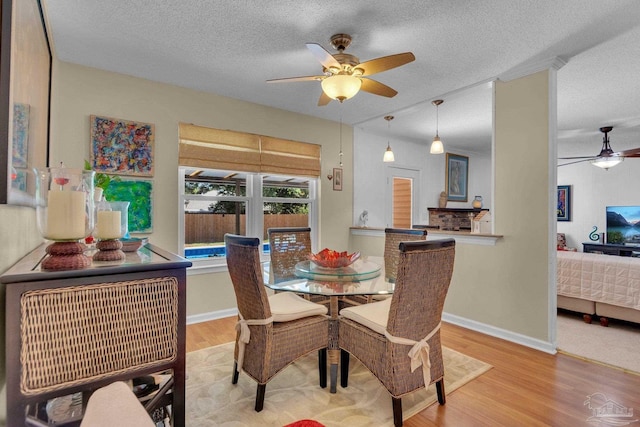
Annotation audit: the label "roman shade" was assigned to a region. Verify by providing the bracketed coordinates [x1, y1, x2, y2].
[179, 123, 321, 177]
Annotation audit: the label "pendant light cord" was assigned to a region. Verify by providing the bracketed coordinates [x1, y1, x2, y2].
[339, 106, 344, 167]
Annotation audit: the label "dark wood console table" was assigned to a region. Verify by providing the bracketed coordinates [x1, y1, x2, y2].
[1, 243, 191, 427]
[582, 242, 639, 257]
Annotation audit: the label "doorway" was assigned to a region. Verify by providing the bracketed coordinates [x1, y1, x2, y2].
[385, 166, 420, 228]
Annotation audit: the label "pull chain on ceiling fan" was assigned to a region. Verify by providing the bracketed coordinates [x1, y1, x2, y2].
[267, 33, 415, 106]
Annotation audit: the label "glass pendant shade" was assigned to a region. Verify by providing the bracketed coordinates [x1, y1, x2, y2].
[430, 99, 445, 154]
[590, 156, 623, 169]
[383, 115, 395, 162]
[321, 75, 362, 102]
[430, 136, 444, 154]
[383, 144, 395, 162]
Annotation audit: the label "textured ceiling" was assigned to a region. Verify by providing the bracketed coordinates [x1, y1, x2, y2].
[42, 0, 640, 155]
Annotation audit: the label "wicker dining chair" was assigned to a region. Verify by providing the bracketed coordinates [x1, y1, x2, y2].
[384, 228, 428, 283]
[268, 227, 330, 304]
[267, 227, 312, 281]
[338, 239, 456, 427]
[225, 234, 329, 412]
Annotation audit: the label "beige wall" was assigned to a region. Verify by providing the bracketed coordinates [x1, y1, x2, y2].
[49, 60, 353, 316]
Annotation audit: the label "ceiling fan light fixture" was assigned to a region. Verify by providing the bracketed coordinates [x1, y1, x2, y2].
[430, 136, 444, 154]
[589, 126, 623, 169]
[590, 156, 623, 170]
[321, 75, 361, 102]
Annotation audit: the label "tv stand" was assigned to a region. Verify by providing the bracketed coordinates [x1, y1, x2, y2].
[582, 242, 638, 257]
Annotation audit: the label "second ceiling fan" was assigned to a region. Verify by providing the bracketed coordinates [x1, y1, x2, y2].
[558, 126, 640, 169]
[267, 33, 415, 106]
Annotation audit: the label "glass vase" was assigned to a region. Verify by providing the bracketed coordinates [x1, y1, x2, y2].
[93, 201, 130, 261]
[35, 166, 95, 270]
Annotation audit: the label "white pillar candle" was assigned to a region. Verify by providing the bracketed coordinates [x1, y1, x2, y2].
[96, 210, 122, 240]
[46, 190, 86, 240]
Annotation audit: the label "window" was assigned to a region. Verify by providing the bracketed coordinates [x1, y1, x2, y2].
[179, 167, 317, 271]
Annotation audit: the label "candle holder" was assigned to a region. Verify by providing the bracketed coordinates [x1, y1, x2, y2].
[93, 201, 130, 262]
[35, 166, 95, 270]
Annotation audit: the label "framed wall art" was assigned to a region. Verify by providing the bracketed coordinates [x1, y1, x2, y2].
[445, 153, 468, 202]
[0, 0, 52, 205]
[333, 168, 343, 191]
[104, 179, 153, 233]
[90, 115, 155, 177]
[557, 185, 571, 222]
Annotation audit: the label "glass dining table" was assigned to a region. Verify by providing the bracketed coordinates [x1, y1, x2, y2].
[262, 255, 393, 393]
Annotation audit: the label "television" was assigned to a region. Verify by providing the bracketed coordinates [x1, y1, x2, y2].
[606, 206, 640, 245]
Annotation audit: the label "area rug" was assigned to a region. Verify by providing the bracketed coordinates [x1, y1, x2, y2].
[185, 342, 491, 426]
[557, 311, 640, 374]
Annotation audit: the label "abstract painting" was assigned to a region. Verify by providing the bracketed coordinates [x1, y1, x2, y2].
[90, 115, 154, 177]
[104, 179, 153, 233]
[557, 185, 571, 222]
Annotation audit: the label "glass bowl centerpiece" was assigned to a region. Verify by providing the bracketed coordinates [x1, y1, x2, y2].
[309, 248, 360, 269]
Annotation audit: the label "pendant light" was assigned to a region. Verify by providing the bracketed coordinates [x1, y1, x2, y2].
[430, 99, 444, 154]
[383, 115, 395, 162]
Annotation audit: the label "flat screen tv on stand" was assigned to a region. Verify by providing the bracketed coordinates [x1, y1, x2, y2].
[606, 206, 640, 246]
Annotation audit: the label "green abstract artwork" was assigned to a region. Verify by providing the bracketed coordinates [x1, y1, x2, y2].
[104, 179, 153, 233]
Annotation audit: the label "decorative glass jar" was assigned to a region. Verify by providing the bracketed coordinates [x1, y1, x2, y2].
[93, 201, 130, 261]
[472, 196, 483, 209]
[35, 166, 95, 270]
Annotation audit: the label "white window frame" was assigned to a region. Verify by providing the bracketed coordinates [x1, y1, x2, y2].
[178, 167, 318, 274]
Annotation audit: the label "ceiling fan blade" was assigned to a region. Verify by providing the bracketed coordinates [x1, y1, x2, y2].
[267, 75, 324, 83]
[558, 158, 593, 167]
[360, 78, 398, 98]
[355, 52, 415, 76]
[557, 155, 597, 160]
[614, 147, 640, 157]
[317, 91, 332, 106]
[305, 43, 341, 70]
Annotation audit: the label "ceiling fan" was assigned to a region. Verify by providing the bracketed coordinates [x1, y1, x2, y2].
[558, 126, 640, 169]
[267, 33, 415, 106]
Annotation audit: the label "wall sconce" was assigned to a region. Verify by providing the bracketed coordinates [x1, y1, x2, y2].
[383, 115, 395, 162]
[430, 99, 444, 154]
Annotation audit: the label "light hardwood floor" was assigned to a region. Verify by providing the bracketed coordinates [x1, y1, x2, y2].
[186, 318, 640, 426]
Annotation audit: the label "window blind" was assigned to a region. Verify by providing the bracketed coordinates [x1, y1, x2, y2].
[179, 123, 321, 177]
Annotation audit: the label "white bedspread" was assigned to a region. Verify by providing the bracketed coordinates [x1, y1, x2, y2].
[557, 251, 640, 310]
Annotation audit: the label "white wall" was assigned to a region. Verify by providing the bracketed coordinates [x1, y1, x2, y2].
[557, 134, 640, 249]
[353, 128, 492, 227]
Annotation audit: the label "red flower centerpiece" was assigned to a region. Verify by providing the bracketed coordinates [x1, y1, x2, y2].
[309, 248, 360, 268]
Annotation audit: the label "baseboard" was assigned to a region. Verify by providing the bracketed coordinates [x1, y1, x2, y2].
[188, 307, 557, 354]
[187, 308, 238, 325]
[442, 312, 557, 354]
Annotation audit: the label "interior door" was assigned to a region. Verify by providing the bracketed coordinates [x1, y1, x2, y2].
[385, 166, 420, 228]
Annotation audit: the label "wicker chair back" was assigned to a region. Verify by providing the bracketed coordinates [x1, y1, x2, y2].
[383, 228, 428, 282]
